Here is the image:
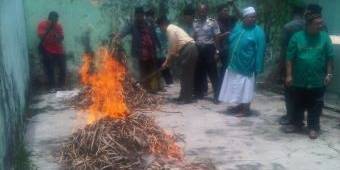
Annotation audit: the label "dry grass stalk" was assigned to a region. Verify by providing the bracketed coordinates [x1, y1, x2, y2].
[61, 44, 215, 169]
[67, 75, 163, 112]
[123, 76, 163, 112]
[60, 114, 184, 170]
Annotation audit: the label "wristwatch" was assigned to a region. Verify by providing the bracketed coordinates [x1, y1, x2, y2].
[326, 74, 333, 78]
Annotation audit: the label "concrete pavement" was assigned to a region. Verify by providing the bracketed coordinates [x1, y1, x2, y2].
[26, 85, 340, 170]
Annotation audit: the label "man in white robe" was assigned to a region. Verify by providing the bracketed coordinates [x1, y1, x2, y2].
[218, 7, 266, 117]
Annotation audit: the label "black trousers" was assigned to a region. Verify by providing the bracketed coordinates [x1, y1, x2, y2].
[284, 86, 294, 122]
[139, 59, 161, 93]
[218, 49, 229, 87]
[194, 44, 219, 99]
[291, 87, 325, 130]
[41, 53, 66, 88]
[156, 58, 173, 85]
[178, 43, 198, 101]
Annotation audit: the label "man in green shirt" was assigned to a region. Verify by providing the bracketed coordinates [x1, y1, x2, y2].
[285, 13, 334, 139]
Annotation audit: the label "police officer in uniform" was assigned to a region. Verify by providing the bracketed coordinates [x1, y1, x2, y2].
[193, 4, 221, 103]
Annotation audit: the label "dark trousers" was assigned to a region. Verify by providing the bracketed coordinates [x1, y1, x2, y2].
[139, 59, 161, 93]
[284, 86, 294, 122]
[194, 44, 219, 99]
[156, 58, 173, 85]
[218, 49, 229, 86]
[179, 43, 198, 101]
[291, 87, 325, 130]
[41, 53, 66, 88]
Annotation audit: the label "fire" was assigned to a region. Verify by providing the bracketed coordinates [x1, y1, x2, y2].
[79, 48, 128, 123]
[150, 132, 184, 160]
[78, 53, 92, 85]
[78, 47, 183, 161]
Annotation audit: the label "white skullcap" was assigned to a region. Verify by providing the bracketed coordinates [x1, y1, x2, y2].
[242, 7, 256, 17]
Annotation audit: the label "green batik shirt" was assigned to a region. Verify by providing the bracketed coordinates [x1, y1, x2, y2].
[287, 31, 335, 88]
[228, 22, 266, 77]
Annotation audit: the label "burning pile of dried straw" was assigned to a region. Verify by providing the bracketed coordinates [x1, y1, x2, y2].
[60, 114, 183, 169]
[60, 47, 215, 169]
[69, 56, 162, 112]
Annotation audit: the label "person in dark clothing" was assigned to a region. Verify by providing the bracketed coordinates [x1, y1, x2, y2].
[37, 11, 66, 89]
[278, 5, 306, 125]
[306, 4, 322, 16]
[193, 4, 221, 103]
[284, 13, 335, 139]
[181, 5, 195, 36]
[116, 7, 161, 93]
[216, 1, 240, 81]
[279, 3, 329, 125]
[305, 4, 327, 31]
[146, 8, 173, 85]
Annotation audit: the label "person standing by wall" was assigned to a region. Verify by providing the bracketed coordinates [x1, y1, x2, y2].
[145, 8, 173, 86]
[193, 4, 221, 103]
[181, 5, 195, 36]
[305, 4, 327, 31]
[116, 7, 161, 93]
[284, 13, 335, 139]
[219, 7, 266, 117]
[216, 0, 240, 81]
[157, 16, 198, 104]
[37, 11, 66, 89]
[279, 3, 329, 125]
[278, 4, 306, 125]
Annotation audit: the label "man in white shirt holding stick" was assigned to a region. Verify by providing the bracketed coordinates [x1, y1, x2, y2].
[157, 16, 198, 104]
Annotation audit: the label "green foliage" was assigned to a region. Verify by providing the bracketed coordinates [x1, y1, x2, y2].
[10, 120, 36, 170]
[255, 0, 303, 65]
[12, 140, 37, 170]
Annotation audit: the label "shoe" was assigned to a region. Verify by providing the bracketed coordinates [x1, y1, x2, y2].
[234, 112, 251, 117]
[159, 88, 167, 92]
[170, 97, 182, 102]
[234, 110, 251, 117]
[213, 98, 220, 104]
[308, 130, 319, 139]
[49, 88, 57, 93]
[194, 94, 204, 100]
[166, 82, 174, 86]
[283, 125, 302, 133]
[176, 99, 194, 105]
[227, 106, 241, 114]
[279, 115, 291, 125]
[234, 106, 252, 117]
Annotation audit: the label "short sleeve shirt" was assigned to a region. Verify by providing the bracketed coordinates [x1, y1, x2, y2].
[287, 31, 335, 88]
[37, 20, 64, 55]
[193, 18, 220, 45]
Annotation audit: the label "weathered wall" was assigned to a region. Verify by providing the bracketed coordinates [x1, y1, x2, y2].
[24, 0, 113, 85]
[24, 0, 251, 85]
[0, 0, 30, 168]
[315, 0, 340, 108]
[23, 0, 339, 104]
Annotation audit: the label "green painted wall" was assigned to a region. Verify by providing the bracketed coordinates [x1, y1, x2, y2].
[0, 0, 30, 169]
[23, 0, 340, 104]
[2, 0, 337, 168]
[24, 0, 113, 84]
[321, 0, 340, 108]
[23, 0, 251, 84]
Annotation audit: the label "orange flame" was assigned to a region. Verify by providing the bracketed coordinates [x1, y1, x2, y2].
[79, 53, 92, 85]
[150, 132, 184, 160]
[79, 47, 183, 161]
[79, 48, 128, 123]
